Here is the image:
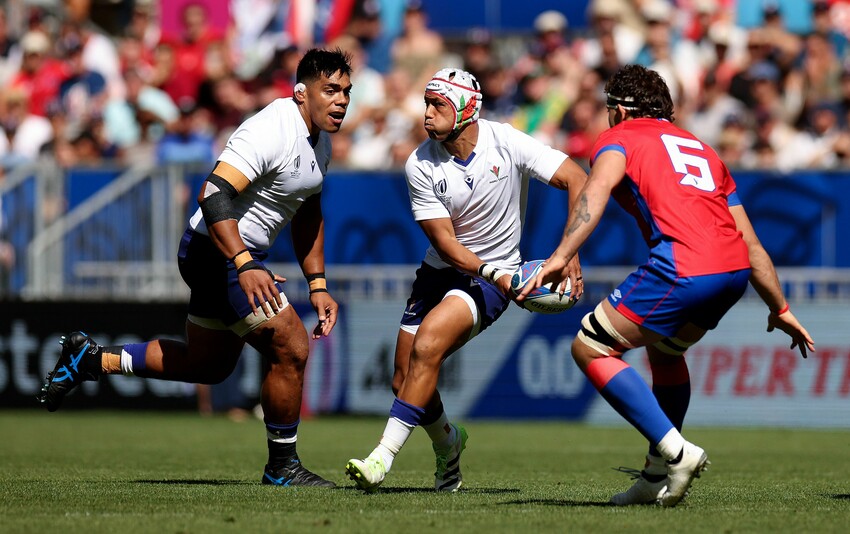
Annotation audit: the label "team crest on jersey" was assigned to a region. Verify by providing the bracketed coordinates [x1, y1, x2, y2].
[311, 160, 316, 172]
[290, 155, 301, 178]
[488, 164, 507, 183]
[434, 178, 451, 204]
[612, 289, 622, 301]
[464, 174, 474, 189]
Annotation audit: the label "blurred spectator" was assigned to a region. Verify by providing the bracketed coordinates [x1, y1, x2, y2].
[347, 0, 394, 73]
[7, 31, 66, 118]
[0, 189, 13, 295]
[391, 0, 444, 90]
[511, 66, 568, 146]
[684, 71, 744, 148]
[206, 76, 255, 134]
[60, 22, 124, 101]
[580, 0, 643, 68]
[0, 88, 53, 164]
[560, 95, 604, 165]
[798, 32, 842, 108]
[0, 6, 21, 87]
[812, 0, 848, 59]
[156, 100, 215, 165]
[157, 2, 225, 106]
[58, 39, 107, 139]
[252, 44, 300, 103]
[461, 28, 495, 82]
[330, 34, 386, 136]
[478, 66, 518, 123]
[102, 68, 178, 164]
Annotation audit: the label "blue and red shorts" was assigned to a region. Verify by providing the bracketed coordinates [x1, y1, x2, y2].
[609, 262, 751, 337]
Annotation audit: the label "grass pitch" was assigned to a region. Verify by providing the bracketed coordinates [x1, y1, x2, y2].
[2, 411, 849, 533]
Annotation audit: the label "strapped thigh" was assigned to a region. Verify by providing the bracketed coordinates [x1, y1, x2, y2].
[577, 303, 636, 356]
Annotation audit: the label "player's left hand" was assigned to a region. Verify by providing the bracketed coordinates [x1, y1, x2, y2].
[517, 255, 569, 301]
[309, 291, 338, 339]
[767, 309, 815, 359]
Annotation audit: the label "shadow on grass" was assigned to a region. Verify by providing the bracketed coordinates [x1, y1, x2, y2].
[828, 494, 850, 500]
[336, 486, 521, 495]
[500, 498, 613, 507]
[134, 479, 249, 486]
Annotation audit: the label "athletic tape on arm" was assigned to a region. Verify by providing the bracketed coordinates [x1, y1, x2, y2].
[199, 173, 239, 225]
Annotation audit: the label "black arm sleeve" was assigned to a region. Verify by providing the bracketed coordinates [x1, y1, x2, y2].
[199, 173, 240, 225]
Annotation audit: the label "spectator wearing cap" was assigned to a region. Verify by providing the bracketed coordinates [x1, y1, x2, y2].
[7, 31, 67, 118]
[391, 1, 444, 92]
[580, 0, 644, 68]
[58, 38, 107, 140]
[532, 10, 569, 57]
[461, 27, 495, 82]
[632, 1, 698, 107]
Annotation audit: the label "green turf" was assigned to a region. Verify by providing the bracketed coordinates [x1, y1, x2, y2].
[2, 411, 849, 533]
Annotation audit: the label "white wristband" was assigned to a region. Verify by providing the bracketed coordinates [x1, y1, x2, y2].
[478, 263, 508, 284]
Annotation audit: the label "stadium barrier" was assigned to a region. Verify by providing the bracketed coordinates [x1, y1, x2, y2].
[2, 299, 847, 428]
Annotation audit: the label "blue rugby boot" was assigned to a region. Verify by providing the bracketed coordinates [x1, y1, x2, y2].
[262, 458, 336, 487]
[37, 332, 102, 412]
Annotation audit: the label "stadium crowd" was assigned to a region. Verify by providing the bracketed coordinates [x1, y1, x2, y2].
[1, 0, 850, 174]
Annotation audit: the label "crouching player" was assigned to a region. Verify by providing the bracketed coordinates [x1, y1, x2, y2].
[345, 68, 588, 492]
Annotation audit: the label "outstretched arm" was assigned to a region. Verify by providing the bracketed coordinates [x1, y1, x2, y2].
[729, 204, 815, 358]
[519, 150, 625, 299]
[547, 157, 589, 299]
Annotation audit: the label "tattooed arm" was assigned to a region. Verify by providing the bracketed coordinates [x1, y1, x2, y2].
[518, 150, 627, 298]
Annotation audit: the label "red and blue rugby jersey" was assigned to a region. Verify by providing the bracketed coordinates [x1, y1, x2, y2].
[591, 118, 750, 278]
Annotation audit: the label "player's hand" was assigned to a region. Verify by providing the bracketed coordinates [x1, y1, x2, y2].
[309, 291, 338, 339]
[516, 256, 569, 301]
[767, 309, 815, 359]
[238, 267, 285, 318]
[494, 271, 513, 297]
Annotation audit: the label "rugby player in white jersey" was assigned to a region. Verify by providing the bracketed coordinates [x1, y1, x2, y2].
[345, 68, 588, 492]
[38, 48, 352, 487]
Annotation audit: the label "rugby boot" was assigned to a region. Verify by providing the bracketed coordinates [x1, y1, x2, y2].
[433, 423, 468, 492]
[262, 458, 336, 487]
[37, 332, 102, 412]
[610, 455, 668, 505]
[345, 451, 387, 492]
[659, 441, 709, 507]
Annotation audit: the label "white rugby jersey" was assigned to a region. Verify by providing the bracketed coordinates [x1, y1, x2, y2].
[188, 98, 331, 250]
[405, 119, 568, 270]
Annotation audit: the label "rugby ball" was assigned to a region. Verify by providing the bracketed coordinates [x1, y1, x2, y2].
[510, 259, 575, 314]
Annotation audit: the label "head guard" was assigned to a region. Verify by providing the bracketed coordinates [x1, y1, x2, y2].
[425, 68, 482, 131]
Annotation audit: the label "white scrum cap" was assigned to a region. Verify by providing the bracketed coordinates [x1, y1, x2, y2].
[425, 68, 482, 131]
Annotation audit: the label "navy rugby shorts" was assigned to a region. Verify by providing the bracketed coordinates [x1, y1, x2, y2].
[177, 228, 281, 327]
[399, 262, 510, 334]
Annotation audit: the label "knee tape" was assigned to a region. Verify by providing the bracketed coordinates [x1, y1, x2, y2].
[577, 303, 634, 356]
[652, 336, 696, 356]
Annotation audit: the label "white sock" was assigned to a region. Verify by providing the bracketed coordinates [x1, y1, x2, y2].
[374, 417, 414, 471]
[120, 350, 135, 376]
[644, 453, 666, 476]
[422, 411, 455, 449]
[655, 428, 686, 462]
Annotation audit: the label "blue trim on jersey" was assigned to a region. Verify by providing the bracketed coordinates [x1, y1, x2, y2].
[453, 150, 476, 167]
[727, 191, 741, 206]
[593, 143, 626, 162]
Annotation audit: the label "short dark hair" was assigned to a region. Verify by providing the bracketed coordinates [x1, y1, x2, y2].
[296, 48, 353, 84]
[604, 64, 675, 122]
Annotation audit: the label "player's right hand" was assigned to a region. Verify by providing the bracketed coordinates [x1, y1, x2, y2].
[238, 268, 285, 318]
[517, 255, 569, 301]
